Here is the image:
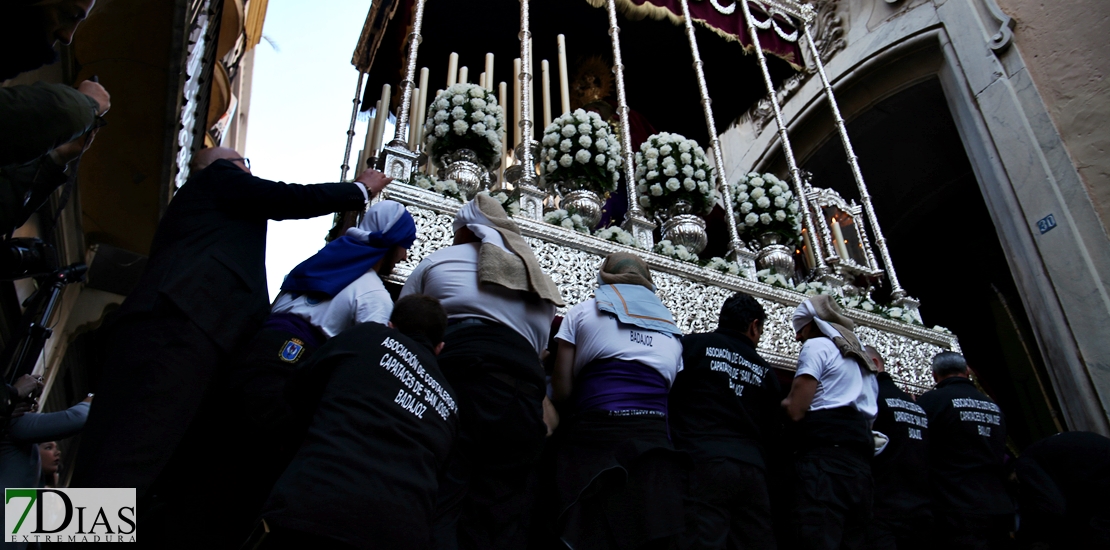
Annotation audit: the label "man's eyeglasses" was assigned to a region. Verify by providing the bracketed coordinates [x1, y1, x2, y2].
[228, 157, 251, 169]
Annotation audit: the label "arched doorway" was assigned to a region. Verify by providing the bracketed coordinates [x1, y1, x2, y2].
[799, 77, 1061, 447]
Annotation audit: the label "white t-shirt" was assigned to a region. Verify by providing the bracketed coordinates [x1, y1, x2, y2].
[272, 270, 392, 338]
[796, 337, 878, 419]
[555, 298, 684, 387]
[400, 242, 556, 355]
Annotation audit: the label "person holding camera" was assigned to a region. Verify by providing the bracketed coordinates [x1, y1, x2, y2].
[2, 375, 44, 422]
[1, 0, 111, 236]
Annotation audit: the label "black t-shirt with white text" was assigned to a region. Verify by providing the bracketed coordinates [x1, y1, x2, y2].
[872, 372, 931, 519]
[262, 322, 459, 550]
[669, 329, 782, 468]
[917, 376, 1012, 515]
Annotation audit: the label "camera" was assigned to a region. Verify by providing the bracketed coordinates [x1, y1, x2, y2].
[0, 238, 58, 280]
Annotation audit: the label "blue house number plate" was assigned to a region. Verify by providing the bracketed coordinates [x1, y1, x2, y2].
[1037, 214, 1057, 234]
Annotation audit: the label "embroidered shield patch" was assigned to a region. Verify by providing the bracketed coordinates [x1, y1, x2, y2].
[279, 338, 305, 363]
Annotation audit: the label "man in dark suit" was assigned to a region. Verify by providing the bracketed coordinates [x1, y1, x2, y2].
[70, 147, 389, 545]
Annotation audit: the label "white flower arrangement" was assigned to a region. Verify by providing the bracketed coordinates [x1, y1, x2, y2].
[705, 257, 742, 276]
[932, 325, 952, 334]
[412, 173, 462, 202]
[884, 306, 922, 326]
[634, 133, 717, 216]
[795, 280, 836, 297]
[654, 239, 699, 263]
[731, 171, 802, 244]
[476, 189, 520, 217]
[594, 226, 640, 248]
[839, 293, 881, 313]
[423, 83, 504, 169]
[540, 109, 622, 195]
[543, 209, 591, 234]
[755, 268, 793, 290]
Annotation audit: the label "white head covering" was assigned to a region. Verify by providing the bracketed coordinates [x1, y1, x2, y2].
[792, 299, 844, 341]
[346, 200, 409, 243]
[452, 198, 509, 252]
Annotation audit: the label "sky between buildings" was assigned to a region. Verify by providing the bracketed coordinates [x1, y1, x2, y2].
[245, 0, 379, 301]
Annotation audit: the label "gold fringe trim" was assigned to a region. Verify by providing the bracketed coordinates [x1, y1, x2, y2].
[583, 0, 804, 71]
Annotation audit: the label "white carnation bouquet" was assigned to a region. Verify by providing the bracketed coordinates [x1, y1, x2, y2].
[634, 132, 716, 216]
[705, 257, 743, 276]
[755, 267, 793, 289]
[654, 239, 699, 263]
[423, 83, 504, 169]
[731, 172, 801, 244]
[412, 173, 462, 202]
[594, 226, 639, 248]
[540, 109, 621, 195]
[543, 209, 590, 234]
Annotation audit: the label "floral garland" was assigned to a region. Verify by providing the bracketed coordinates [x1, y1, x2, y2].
[732, 172, 802, 244]
[795, 280, 836, 297]
[654, 239, 699, 263]
[423, 83, 504, 169]
[705, 257, 743, 276]
[540, 109, 621, 195]
[839, 293, 881, 314]
[755, 268, 794, 290]
[594, 226, 640, 248]
[634, 133, 717, 216]
[543, 209, 591, 234]
[477, 189, 520, 217]
[412, 173, 462, 202]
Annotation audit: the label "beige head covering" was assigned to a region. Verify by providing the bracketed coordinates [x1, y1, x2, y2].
[792, 295, 878, 373]
[453, 194, 564, 306]
[598, 252, 654, 290]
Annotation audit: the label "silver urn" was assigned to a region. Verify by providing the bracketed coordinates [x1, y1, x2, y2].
[655, 200, 708, 254]
[438, 148, 490, 200]
[755, 232, 797, 276]
[560, 189, 604, 229]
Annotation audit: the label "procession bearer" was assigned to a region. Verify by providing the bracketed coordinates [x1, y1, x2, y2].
[781, 295, 879, 550]
[400, 194, 563, 549]
[670, 292, 782, 549]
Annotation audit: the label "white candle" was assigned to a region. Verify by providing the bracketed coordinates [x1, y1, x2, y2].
[541, 60, 552, 130]
[408, 86, 420, 150]
[368, 100, 382, 159]
[415, 67, 429, 151]
[484, 53, 494, 91]
[359, 109, 376, 171]
[831, 216, 849, 259]
[460, 66, 470, 85]
[513, 58, 522, 148]
[802, 229, 816, 269]
[479, 73, 486, 89]
[557, 34, 570, 115]
[376, 84, 391, 151]
[447, 52, 458, 87]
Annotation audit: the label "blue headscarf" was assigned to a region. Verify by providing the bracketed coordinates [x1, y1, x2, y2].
[280, 200, 417, 298]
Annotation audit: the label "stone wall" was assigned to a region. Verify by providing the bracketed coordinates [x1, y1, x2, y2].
[997, 0, 1110, 236]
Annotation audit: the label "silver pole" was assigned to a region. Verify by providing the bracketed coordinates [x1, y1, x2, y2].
[678, 0, 750, 259]
[802, 23, 908, 300]
[518, 0, 536, 187]
[738, 0, 828, 273]
[391, 0, 427, 146]
[605, 0, 655, 247]
[340, 71, 366, 182]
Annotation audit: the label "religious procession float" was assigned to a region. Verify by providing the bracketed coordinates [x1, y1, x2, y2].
[335, 0, 959, 393]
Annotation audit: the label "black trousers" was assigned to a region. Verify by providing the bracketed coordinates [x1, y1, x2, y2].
[430, 354, 547, 550]
[681, 457, 776, 550]
[791, 447, 874, 550]
[934, 511, 1013, 550]
[863, 515, 933, 550]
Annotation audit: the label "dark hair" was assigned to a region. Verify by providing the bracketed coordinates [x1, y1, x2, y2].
[931, 351, 968, 377]
[390, 294, 447, 346]
[718, 292, 766, 332]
